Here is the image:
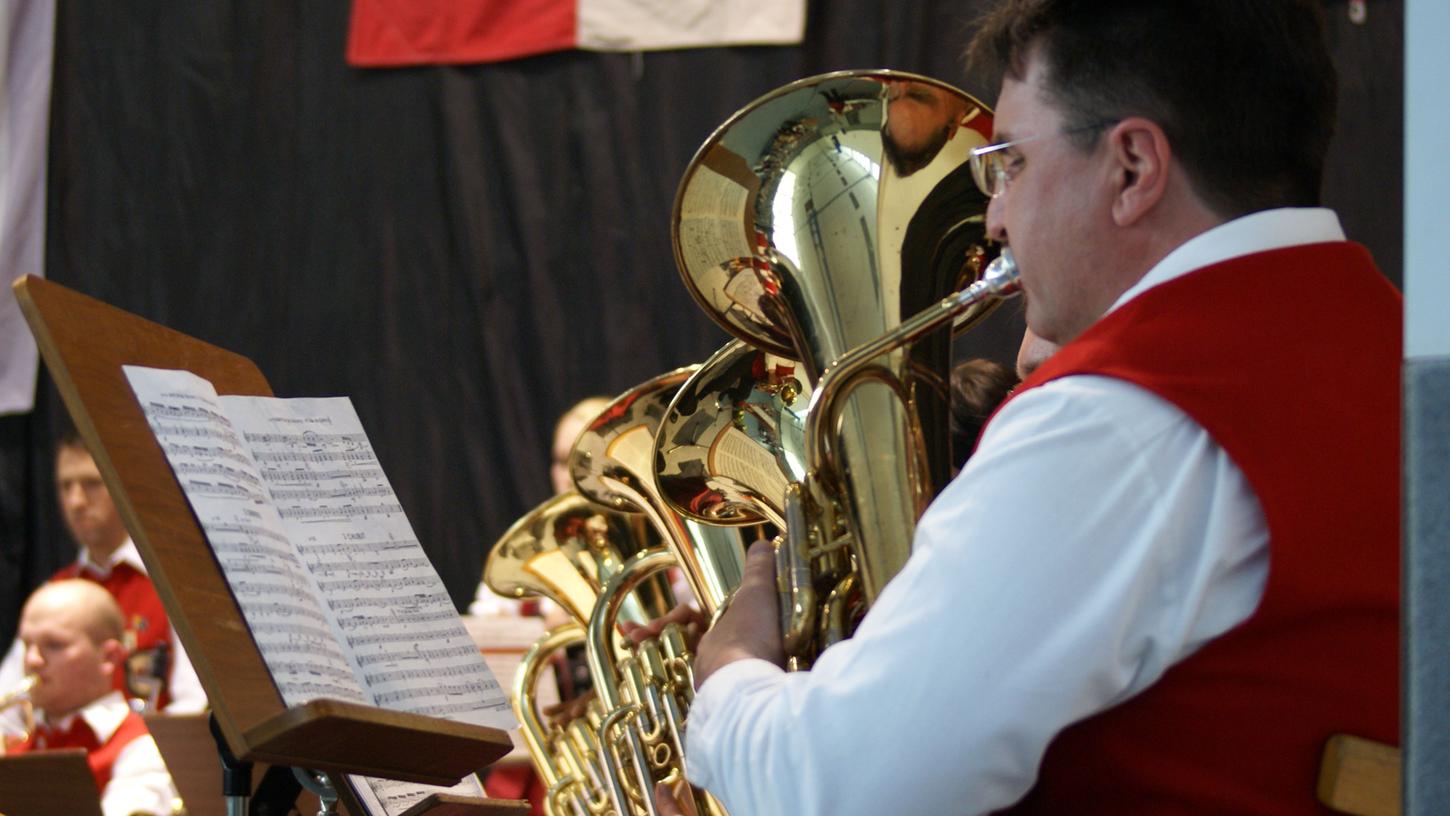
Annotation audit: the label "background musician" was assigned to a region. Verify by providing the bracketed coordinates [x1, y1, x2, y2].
[0, 433, 205, 738]
[656, 1, 1399, 813]
[6, 580, 179, 816]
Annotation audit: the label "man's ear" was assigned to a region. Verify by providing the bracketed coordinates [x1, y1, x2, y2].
[98, 638, 125, 678]
[1106, 117, 1172, 227]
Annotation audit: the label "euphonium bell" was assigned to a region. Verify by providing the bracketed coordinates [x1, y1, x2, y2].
[655, 340, 809, 531]
[570, 367, 748, 616]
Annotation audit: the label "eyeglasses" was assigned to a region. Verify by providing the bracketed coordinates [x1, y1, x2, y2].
[969, 120, 1118, 199]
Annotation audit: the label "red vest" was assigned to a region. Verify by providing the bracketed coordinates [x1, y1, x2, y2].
[1000, 242, 1400, 813]
[52, 561, 175, 711]
[13, 705, 152, 793]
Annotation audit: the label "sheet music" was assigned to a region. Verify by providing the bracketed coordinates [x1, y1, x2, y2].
[125, 367, 514, 815]
[123, 366, 369, 706]
[220, 393, 510, 727]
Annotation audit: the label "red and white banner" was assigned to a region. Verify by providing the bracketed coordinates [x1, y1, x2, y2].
[0, 0, 54, 416]
[347, 0, 806, 67]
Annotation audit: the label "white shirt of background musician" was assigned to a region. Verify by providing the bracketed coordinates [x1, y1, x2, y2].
[684, 208, 1344, 815]
[33, 689, 179, 816]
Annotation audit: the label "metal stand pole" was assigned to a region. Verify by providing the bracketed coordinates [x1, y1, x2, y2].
[208, 714, 253, 816]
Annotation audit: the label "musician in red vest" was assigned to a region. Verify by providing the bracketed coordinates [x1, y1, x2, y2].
[0, 433, 206, 738]
[7, 580, 179, 815]
[658, 1, 1400, 814]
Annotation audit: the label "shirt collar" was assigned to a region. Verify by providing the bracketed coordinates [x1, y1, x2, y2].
[42, 690, 132, 743]
[76, 538, 146, 579]
[1106, 207, 1346, 317]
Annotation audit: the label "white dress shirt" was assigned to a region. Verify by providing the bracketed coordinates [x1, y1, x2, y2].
[684, 209, 1347, 815]
[0, 540, 208, 736]
[31, 690, 180, 816]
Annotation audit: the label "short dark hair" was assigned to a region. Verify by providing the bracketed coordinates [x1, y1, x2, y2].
[965, 0, 1336, 218]
[56, 426, 87, 455]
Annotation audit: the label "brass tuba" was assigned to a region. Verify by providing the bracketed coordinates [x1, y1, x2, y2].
[662, 70, 1008, 663]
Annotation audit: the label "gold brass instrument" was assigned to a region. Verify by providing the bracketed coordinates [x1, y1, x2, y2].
[485, 490, 675, 816]
[487, 370, 744, 816]
[655, 340, 808, 530]
[568, 370, 742, 816]
[0, 674, 38, 755]
[664, 70, 1003, 664]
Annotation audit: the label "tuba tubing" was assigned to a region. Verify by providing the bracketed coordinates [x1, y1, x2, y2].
[803, 248, 1022, 479]
[782, 249, 1021, 654]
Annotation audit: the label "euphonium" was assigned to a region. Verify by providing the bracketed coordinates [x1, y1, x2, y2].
[489, 369, 746, 816]
[485, 490, 675, 816]
[665, 70, 1005, 663]
[567, 369, 744, 816]
[486, 493, 671, 815]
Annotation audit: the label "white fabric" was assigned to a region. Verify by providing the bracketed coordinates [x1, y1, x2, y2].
[0, 0, 53, 415]
[37, 690, 179, 816]
[684, 208, 1346, 816]
[0, 540, 207, 735]
[576, 0, 805, 52]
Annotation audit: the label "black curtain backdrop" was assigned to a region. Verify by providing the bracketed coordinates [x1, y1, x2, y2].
[0, 0, 1402, 645]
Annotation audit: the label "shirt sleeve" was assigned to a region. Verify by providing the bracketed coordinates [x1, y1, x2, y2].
[101, 734, 180, 816]
[684, 375, 1269, 816]
[0, 637, 27, 736]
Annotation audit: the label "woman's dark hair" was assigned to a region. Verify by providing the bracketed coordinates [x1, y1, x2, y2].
[950, 358, 1020, 470]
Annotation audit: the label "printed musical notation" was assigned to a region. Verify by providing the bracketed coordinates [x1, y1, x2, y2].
[125, 366, 512, 720]
[127, 366, 507, 816]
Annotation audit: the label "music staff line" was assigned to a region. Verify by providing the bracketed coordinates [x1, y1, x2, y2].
[374, 681, 491, 706]
[309, 556, 433, 574]
[352, 644, 478, 667]
[336, 608, 456, 631]
[245, 431, 371, 447]
[144, 400, 232, 425]
[254, 449, 377, 465]
[268, 485, 396, 503]
[278, 503, 404, 521]
[363, 662, 479, 687]
[346, 626, 459, 648]
[298, 539, 417, 556]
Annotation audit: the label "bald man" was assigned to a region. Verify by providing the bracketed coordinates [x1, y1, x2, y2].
[7, 580, 178, 816]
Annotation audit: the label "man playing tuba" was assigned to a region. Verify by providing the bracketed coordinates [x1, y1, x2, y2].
[651, 1, 1399, 813]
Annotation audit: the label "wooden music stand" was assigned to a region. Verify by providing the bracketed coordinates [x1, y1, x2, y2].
[0, 749, 103, 816]
[13, 276, 527, 816]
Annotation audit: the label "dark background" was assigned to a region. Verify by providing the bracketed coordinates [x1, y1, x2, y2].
[0, 0, 1403, 646]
